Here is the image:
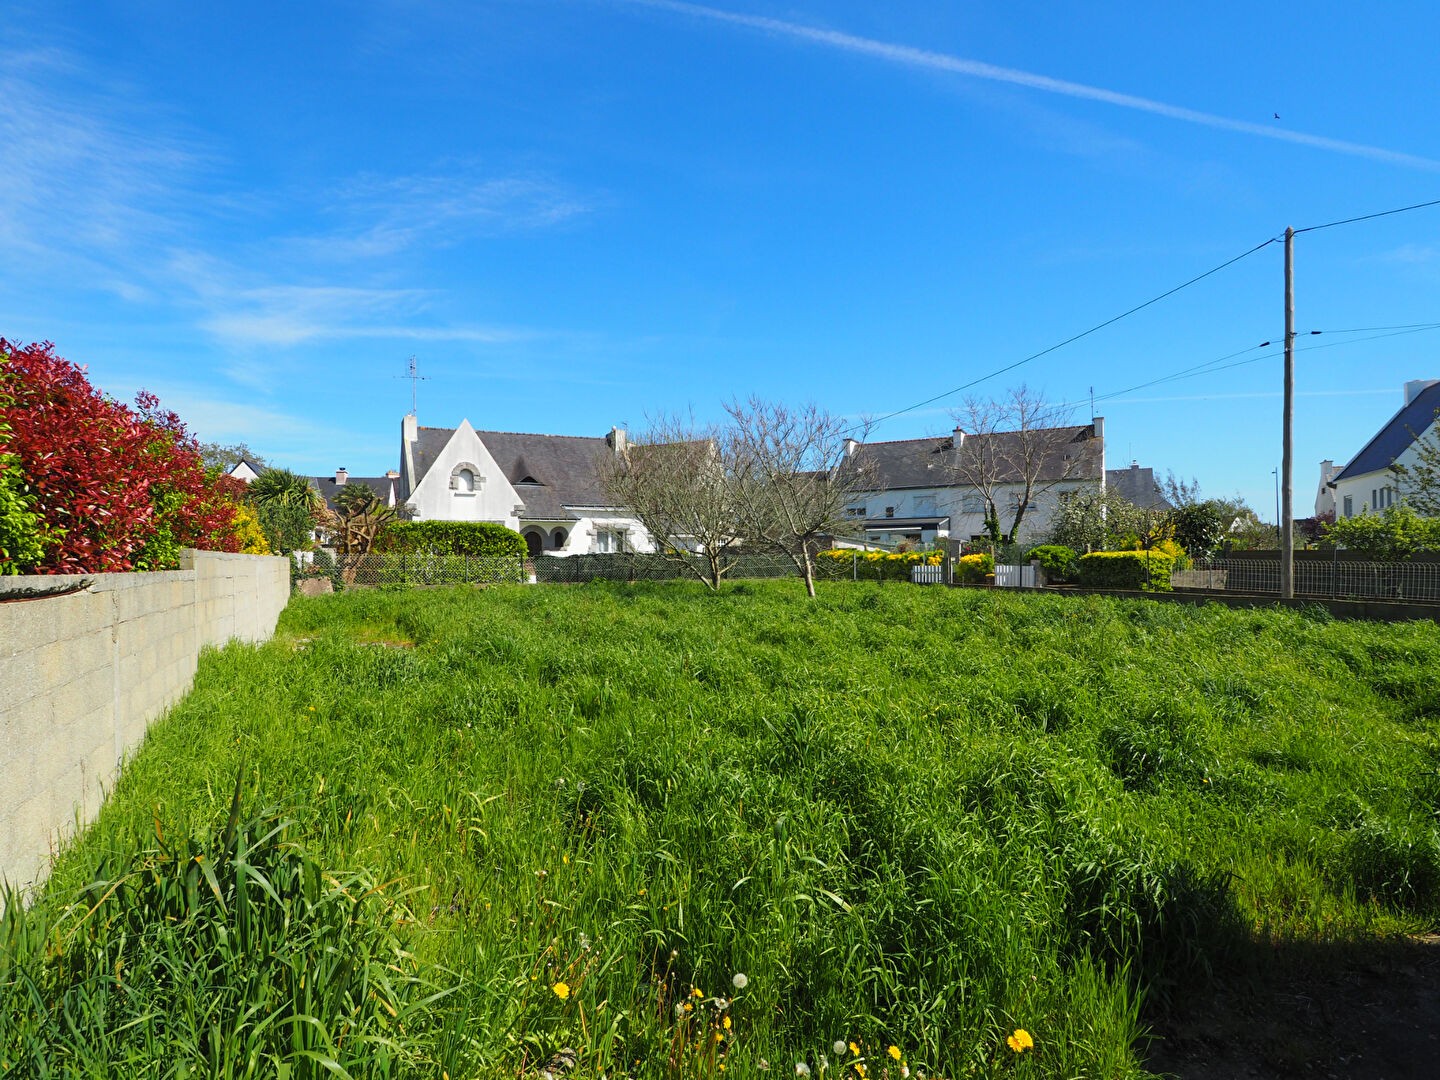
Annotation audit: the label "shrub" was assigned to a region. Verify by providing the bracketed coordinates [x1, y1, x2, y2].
[815, 548, 943, 582]
[1076, 549, 1175, 591]
[228, 503, 270, 555]
[0, 341, 242, 572]
[958, 551, 994, 583]
[377, 520, 526, 558]
[1026, 544, 1077, 582]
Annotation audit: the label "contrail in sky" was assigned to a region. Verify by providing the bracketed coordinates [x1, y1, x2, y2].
[630, 0, 1440, 172]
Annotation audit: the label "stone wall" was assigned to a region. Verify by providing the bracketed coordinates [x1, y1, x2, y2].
[0, 551, 289, 896]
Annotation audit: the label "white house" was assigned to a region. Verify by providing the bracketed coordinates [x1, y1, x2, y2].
[398, 415, 655, 557]
[226, 459, 264, 484]
[842, 418, 1106, 547]
[1327, 379, 1440, 518]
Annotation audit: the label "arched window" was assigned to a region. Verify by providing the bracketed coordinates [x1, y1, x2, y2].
[449, 462, 482, 493]
[523, 530, 543, 558]
[455, 468, 475, 493]
[551, 528, 567, 549]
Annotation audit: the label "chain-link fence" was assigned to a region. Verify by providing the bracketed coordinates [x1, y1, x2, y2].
[1177, 558, 1440, 601]
[532, 552, 850, 584]
[336, 553, 525, 588]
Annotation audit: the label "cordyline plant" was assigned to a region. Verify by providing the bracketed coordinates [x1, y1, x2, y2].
[0, 339, 245, 573]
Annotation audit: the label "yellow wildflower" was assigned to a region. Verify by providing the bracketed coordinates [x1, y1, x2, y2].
[552, 982, 570, 1000]
[849, 1042, 859, 1055]
[1007, 1028, 1033, 1054]
[722, 1016, 732, 1030]
[888, 1046, 901, 1061]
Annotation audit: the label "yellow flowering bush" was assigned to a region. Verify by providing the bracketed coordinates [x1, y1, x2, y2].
[816, 549, 943, 582]
[957, 552, 994, 583]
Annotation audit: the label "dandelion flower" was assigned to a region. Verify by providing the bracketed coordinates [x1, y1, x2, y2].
[1006, 1029, 1034, 1054]
[855, 1065, 866, 1079]
[732, 972, 749, 990]
[795, 1064, 811, 1077]
[833, 1041, 847, 1057]
[888, 1046, 902, 1061]
[722, 1016, 732, 1030]
[551, 981, 570, 1000]
[849, 1042, 859, 1056]
[714, 1032, 725, 1043]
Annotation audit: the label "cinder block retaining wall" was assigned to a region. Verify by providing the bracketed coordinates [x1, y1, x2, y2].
[0, 551, 289, 895]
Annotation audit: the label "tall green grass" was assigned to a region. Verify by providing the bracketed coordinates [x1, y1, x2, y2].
[4, 582, 1438, 1078]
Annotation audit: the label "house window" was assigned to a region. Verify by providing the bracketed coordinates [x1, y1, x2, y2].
[456, 469, 475, 493]
[1343, 495, 1353, 517]
[884, 506, 895, 518]
[551, 528, 567, 549]
[523, 530, 543, 558]
[595, 529, 618, 553]
[846, 506, 866, 518]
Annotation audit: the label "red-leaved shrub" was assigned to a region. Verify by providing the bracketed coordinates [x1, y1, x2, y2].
[0, 340, 242, 573]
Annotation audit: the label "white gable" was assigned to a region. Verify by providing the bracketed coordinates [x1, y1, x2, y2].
[407, 420, 522, 528]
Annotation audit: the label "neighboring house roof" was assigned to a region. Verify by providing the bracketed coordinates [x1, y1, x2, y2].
[847, 423, 1102, 490]
[1105, 465, 1172, 510]
[411, 425, 620, 521]
[1333, 381, 1440, 482]
[312, 475, 399, 511]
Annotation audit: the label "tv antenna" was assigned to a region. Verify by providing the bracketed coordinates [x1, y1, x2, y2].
[395, 355, 429, 416]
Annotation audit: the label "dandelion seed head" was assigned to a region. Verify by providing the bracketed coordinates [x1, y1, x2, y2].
[731, 972, 748, 990]
[795, 1063, 811, 1076]
[833, 1041, 847, 1056]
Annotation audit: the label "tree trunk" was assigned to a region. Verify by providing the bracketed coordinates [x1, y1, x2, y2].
[801, 549, 817, 598]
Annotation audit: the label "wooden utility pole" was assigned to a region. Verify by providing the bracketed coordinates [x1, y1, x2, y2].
[1281, 227, 1295, 599]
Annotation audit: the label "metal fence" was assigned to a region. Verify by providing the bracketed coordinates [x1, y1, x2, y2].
[337, 553, 525, 588]
[1177, 558, 1440, 601]
[532, 552, 836, 584]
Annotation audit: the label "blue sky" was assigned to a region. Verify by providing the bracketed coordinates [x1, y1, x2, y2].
[3, 1, 1438, 518]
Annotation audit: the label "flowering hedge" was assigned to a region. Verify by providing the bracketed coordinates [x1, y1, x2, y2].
[957, 552, 994, 583]
[816, 549, 943, 582]
[0, 340, 244, 573]
[1076, 549, 1175, 592]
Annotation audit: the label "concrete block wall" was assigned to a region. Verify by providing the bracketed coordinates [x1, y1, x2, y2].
[0, 551, 289, 897]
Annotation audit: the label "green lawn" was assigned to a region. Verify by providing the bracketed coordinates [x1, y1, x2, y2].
[5, 582, 1440, 1079]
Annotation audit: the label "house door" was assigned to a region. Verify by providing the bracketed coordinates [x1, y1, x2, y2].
[524, 531, 543, 558]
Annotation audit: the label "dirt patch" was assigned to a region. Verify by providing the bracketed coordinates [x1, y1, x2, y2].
[1147, 936, 1440, 1079]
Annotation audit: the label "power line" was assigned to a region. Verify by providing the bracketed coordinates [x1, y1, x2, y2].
[859, 237, 1278, 432]
[1293, 196, 1440, 235]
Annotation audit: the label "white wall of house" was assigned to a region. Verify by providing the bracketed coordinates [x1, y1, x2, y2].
[564, 511, 655, 555]
[847, 480, 1093, 545]
[405, 420, 523, 529]
[1332, 459, 1411, 519]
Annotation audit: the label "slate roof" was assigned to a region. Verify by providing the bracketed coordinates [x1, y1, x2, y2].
[1105, 465, 1172, 510]
[412, 426, 620, 521]
[312, 476, 399, 511]
[847, 423, 1102, 490]
[1333, 381, 1440, 482]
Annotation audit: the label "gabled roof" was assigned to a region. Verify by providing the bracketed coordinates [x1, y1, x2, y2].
[1105, 465, 1172, 510]
[1334, 381, 1440, 482]
[847, 423, 1101, 491]
[311, 476, 399, 511]
[411, 425, 620, 519]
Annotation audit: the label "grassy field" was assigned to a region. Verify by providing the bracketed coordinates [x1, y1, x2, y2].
[4, 582, 1440, 1079]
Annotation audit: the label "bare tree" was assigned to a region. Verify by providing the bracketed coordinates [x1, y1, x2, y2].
[949, 385, 1099, 547]
[726, 397, 873, 598]
[598, 414, 744, 589]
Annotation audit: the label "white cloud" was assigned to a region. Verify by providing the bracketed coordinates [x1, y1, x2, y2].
[632, 0, 1440, 171]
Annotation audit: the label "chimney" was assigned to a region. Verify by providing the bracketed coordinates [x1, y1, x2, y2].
[952, 425, 966, 448]
[1404, 379, 1440, 405]
[844, 438, 859, 457]
[385, 469, 399, 479]
[606, 426, 627, 455]
[335, 467, 348, 485]
[1091, 416, 1105, 441]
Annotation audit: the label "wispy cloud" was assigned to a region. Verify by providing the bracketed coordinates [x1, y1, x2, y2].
[310, 171, 590, 259]
[632, 0, 1440, 171]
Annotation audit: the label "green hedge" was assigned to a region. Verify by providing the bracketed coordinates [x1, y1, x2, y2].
[376, 521, 526, 558]
[1076, 549, 1174, 592]
[1027, 544, 1078, 583]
